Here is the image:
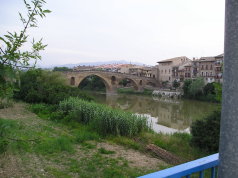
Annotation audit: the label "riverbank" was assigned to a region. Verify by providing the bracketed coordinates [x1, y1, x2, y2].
[0, 102, 209, 177]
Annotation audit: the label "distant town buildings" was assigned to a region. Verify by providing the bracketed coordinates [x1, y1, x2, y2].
[157, 54, 224, 86]
[73, 53, 224, 87]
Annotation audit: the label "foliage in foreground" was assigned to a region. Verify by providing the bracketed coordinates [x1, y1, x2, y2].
[0, 0, 50, 107]
[14, 69, 93, 104]
[191, 110, 221, 153]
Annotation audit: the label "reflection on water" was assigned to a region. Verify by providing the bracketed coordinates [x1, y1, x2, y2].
[91, 92, 219, 134]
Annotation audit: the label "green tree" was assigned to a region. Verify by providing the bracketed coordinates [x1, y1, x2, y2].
[203, 82, 215, 96]
[172, 80, 180, 89]
[15, 69, 93, 104]
[182, 79, 192, 97]
[188, 78, 205, 98]
[0, 0, 50, 107]
[191, 110, 221, 153]
[214, 83, 222, 102]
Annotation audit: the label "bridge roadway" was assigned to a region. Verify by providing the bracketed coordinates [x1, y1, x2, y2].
[63, 70, 159, 93]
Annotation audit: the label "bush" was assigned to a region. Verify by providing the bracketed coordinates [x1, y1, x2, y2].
[183, 79, 221, 102]
[58, 97, 149, 136]
[14, 69, 93, 104]
[191, 111, 221, 153]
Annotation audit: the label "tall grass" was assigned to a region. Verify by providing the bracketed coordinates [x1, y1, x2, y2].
[59, 97, 149, 136]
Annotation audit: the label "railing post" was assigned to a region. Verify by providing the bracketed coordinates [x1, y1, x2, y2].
[218, 0, 238, 177]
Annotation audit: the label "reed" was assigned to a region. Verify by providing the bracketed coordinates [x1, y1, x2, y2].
[59, 97, 149, 136]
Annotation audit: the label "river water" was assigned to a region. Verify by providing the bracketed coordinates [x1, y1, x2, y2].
[90, 92, 219, 134]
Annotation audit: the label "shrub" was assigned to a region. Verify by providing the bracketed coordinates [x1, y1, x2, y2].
[58, 97, 149, 136]
[190, 111, 221, 153]
[14, 69, 93, 104]
[183, 79, 221, 102]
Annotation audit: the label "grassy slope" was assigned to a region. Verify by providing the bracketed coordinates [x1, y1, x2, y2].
[0, 102, 167, 178]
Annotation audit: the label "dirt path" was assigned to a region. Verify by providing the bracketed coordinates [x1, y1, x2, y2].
[0, 102, 167, 177]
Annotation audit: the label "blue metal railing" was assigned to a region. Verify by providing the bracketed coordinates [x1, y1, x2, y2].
[139, 153, 219, 178]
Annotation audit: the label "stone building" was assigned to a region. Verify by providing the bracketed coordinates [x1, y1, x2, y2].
[198, 56, 216, 83]
[157, 56, 191, 85]
[214, 54, 224, 83]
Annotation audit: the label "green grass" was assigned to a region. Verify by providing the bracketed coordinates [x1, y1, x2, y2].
[142, 132, 208, 161]
[98, 148, 116, 154]
[109, 136, 142, 151]
[35, 136, 74, 154]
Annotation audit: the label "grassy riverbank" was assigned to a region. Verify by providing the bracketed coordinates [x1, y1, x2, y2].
[29, 98, 208, 161]
[0, 100, 209, 177]
[0, 102, 165, 177]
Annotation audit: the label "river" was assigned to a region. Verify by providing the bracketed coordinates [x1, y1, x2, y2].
[89, 92, 219, 134]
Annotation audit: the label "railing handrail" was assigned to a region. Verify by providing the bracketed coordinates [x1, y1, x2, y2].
[139, 153, 219, 178]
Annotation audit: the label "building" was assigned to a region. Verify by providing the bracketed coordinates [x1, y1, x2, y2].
[172, 61, 193, 82]
[157, 56, 191, 84]
[214, 54, 224, 83]
[197, 56, 216, 83]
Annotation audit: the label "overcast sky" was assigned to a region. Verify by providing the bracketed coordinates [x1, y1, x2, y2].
[0, 0, 225, 67]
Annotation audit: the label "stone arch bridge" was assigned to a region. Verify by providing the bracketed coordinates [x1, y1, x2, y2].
[63, 71, 159, 93]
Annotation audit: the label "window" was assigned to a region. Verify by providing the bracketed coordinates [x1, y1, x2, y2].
[206, 65, 208, 70]
[202, 72, 204, 76]
[201, 65, 204, 70]
[210, 65, 213, 70]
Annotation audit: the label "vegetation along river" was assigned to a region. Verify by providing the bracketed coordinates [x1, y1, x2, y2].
[90, 92, 219, 134]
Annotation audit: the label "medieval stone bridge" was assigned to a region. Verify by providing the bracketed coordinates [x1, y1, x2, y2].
[64, 70, 159, 93]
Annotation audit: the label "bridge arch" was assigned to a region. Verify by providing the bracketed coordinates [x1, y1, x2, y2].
[119, 78, 139, 90]
[77, 74, 112, 92]
[146, 81, 156, 87]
